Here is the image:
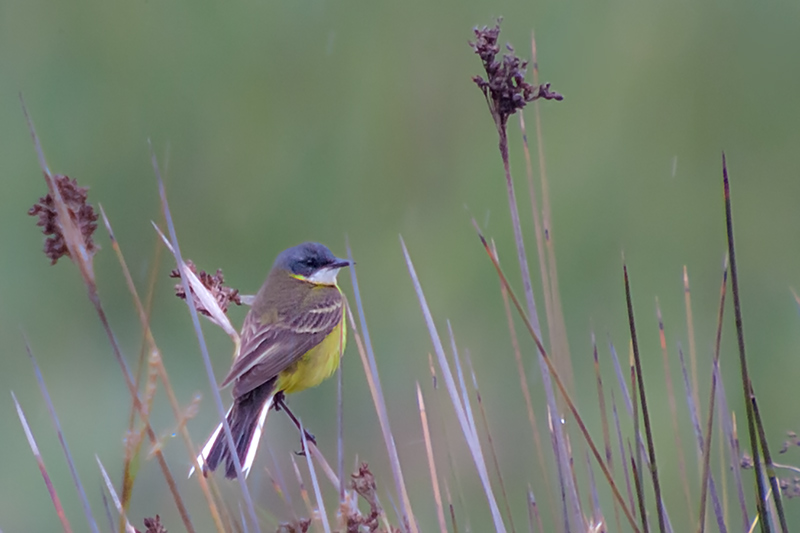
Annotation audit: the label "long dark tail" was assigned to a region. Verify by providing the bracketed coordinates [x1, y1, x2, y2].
[193, 381, 275, 479]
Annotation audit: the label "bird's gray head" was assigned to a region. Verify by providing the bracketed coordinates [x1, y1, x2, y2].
[274, 242, 351, 284]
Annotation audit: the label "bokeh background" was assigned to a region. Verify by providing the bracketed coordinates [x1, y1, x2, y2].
[2, 0, 800, 531]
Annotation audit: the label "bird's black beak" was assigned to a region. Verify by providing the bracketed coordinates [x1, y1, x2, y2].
[330, 258, 353, 269]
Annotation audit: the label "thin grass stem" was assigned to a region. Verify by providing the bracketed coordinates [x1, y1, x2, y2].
[450, 503, 459, 533]
[100, 206, 227, 533]
[296, 447, 329, 533]
[609, 340, 634, 416]
[345, 241, 417, 533]
[23, 340, 100, 533]
[550, 408, 571, 533]
[239, 505, 250, 533]
[611, 389, 636, 518]
[22, 101, 195, 533]
[288, 455, 317, 532]
[678, 346, 724, 532]
[451, 335, 477, 435]
[266, 449, 299, 527]
[655, 298, 693, 524]
[477, 43, 577, 524]
[480, 226, 577, 531]
[629, 439, 649, 533]
[402, 237, 508, 533]
[11, 391, 73, 533]
[719, 400, 729, 529]
[496, 113, 582, 530]
[445, 479, 459, 533]
[492, 240, 555, 513]
[722, 153, 769, 533]
[624, 263, 666, 533]
[416, 383, 448, 533]
[751, 392, 788, 533]
[471, 228, 639, 532]
[466, 353, 517, 533]
[100, 484, 117, 533]
[564, 430, 585, 532]
[498, 105, 540, 339]
[586, 452, 601, 527]
[117, 198, 164, 526]
[683, 267, 702, 445]
[691, 358, 728, 533]
[528, 31, 576, 397]
[152, 149, 255, 533]
[518, 107, 556, 369]
[697, 255, 730, 533]
[96, 456, 136, 533]
[592, 333, 613, 470]
[527, 487, 545, 533]
[630, 364, 648, 533]
[434, 372, 472, 532]
[717, 379, 749, 529]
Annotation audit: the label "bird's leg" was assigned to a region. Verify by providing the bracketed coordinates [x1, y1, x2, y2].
[272, 391, 286, 412]
[273, 392, 317, 455]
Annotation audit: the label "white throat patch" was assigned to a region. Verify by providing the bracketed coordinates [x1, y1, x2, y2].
[306, 267, 341, 286]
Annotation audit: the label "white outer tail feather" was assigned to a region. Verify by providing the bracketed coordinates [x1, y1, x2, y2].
[188, 395, 274, 479]
[242, 395, 272, 477]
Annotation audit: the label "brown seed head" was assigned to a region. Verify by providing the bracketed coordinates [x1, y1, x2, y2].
[276, 519, 311, 533]
[348, 463, 390, 532]
[779, 477, 800, 499]
[137, 515, 167, 533]
[170, 260, 241, 315]
[28, 174, 98, 265]
[470, 21, 562, 129]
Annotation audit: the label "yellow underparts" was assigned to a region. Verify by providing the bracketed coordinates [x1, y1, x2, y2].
[276, 309, 346, 395]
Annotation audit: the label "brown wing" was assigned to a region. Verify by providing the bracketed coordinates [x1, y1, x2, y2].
[220, 288, 343, 398]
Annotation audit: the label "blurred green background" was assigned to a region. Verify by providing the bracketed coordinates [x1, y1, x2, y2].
[2, 0, 800, 531]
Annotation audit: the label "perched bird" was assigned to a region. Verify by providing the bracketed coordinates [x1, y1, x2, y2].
[193, 242, 351, 478]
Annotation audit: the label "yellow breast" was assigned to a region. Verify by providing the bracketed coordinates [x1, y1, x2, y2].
[276, 311, 346, 395]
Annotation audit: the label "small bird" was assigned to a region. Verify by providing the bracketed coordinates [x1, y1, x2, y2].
[193, 242, 351, 478]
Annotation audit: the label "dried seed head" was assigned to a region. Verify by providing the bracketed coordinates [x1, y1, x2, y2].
[780, 429, 799, 453]
[779, 477, 800, 499]
[276, 519, 311, 533]
[170, 260, 241, 315]
[138, 515, 167, 533]
[740, 452, 754, 469]
[28, 174, 98, 265]
[470, 21, 562, 129]
[348, 463, 388, 532]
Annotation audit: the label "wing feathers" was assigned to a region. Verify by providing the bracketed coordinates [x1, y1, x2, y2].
[220, 290, 343, 396]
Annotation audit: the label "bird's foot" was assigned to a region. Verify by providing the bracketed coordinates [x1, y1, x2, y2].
[294, 430, 317, 456]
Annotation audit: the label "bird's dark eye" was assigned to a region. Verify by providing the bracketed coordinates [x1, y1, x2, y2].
[305, 258, 314, 266]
